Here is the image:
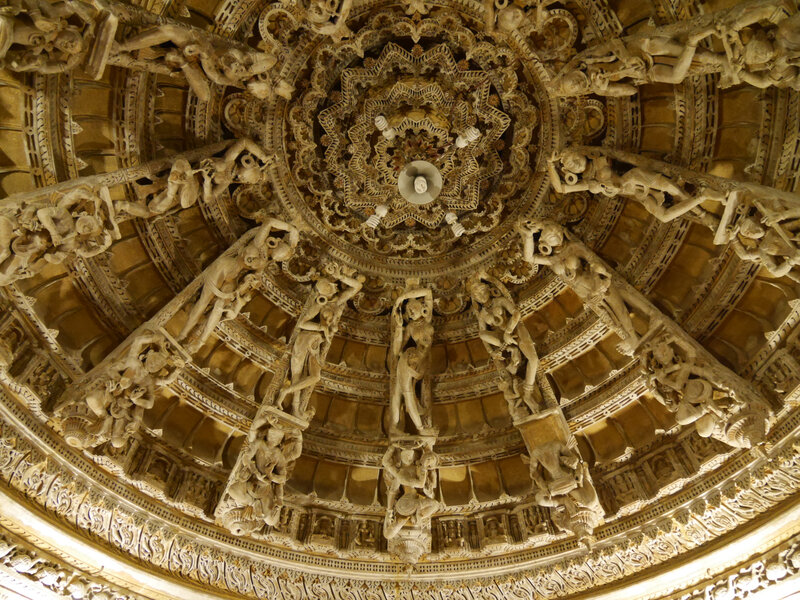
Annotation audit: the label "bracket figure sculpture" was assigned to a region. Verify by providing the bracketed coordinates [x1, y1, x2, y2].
[54, 328, 186, 450]
[216, 261, 363, 536]
[0, 185, 120, 287]
[382, 437, 441, 563]
[275, 263, 364, 421]
[467, 271, 542, 421]
[218, 410, 302, 536]
[522, 437, 604, 547]
[114, 138, 271, 220]
[177, 217, 300, 353]
[638, 326, 772, 449]
[549, 146, 800, 283]
[553, 0, 800, 96]
[518, 218, 640, 354]
[517, 214, 774, 449]
[0, 0, 117, 76]
[388, 280, 436, 436]
[110, 20, 293, 101]
[115, 138, 270, 219]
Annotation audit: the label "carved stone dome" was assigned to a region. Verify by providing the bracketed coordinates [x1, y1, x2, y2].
[1, 0, 800, 599]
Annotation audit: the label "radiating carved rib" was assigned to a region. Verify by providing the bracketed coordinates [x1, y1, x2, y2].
[519, 219, 774, 450]
[3, 142, 231, 205]
[550, 145, 800, 282]
[466, 272, 605, 547]
[51, 218, 300, 451]
[215, 265, 363, 536]
[553, 0, 800, 96]
[0, 139, 280, 288]
[1, 0, 293, 99]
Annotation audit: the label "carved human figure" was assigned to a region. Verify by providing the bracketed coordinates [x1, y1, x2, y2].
[0, 0, 103, 73]
[75, 329, 184, 449]
[178, 218, 299, 352]
[199, 138, 274, 204]
[641, 334, 770, 449]
[555, 27, 721, 96]
[37, 186, 120, 259]
[523, 440, 603, 544]
[115, 24, 290, 101]
[518, 219, 639, 353]
[713, 4, 800, 90]
[276, 263, 363, 420]
[727, 216, 800, 282]
[382, 441, 440, 546]
[354, 521, 376, 547]
[0, 186, 119, 287]
[226, 415, 302, 531]
[547, 149, 723, 214]
[115, 158, 201, 219]
[388, 282, 435, 435]
[467, 271, 540, 418]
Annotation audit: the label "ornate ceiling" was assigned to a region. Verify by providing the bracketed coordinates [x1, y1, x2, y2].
[1, 0, 800, 598]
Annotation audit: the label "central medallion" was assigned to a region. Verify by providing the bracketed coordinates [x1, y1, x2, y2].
[398, 161, 443, 205]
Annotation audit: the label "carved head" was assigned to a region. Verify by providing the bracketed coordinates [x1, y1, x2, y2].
[143, 349, 168, 374]
[170, 158, 193, 181]
[650, 341, 675, 366]
[266, 426, 285, 447]
[399, 448, 416, 465]
[538, 222, 564, 254]
[75, 215, 101, 236]
[557, 71, 589, 96]
[405, 298, 428, 321]
[243, 245, 266, 269]
[743, 32, 776, 66]
[466, 276, 490, 304]
[220, 50, 248, 78]
[237, 161, 266, 184]
[315, 277, 338, 299]
[738, 217, 765, 240]
[560, 150, 588, 175]
[54, 28, 84, 55]
[413, 176, 428, 194]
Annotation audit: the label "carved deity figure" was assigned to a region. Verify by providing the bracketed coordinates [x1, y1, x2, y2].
[58, 329, 184, 449]
[547, 149, 726, 217]
[554, 26, 722, 96]
[199, 139, 274, 204]
[0, 0, 114, 75]
[224, 414, 302, 534]
[388, 281, 435, 436]
[523, 440, 603, 546]
[115, 158, 201, 219]
[178, 218, 299, 353]
[382, 439, 441, 563]
[276, 263, 364, 420]
[518, 219, 639, 353]
[548, 148, 800, 282]
[467, 271, 541, 420]
[712, 2, 800, 90]
[555, 0, 800, 95]
[640, 331, 771, 449]
[0, 186, 120, 286]
[114, 23, 292, 101]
